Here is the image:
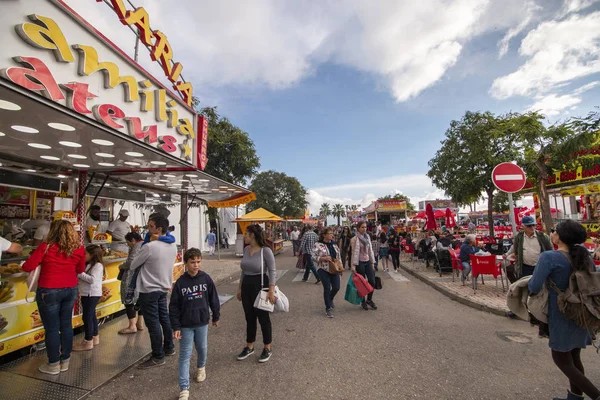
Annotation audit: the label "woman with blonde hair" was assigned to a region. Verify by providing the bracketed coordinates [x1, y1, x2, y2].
[22, 220, 86, 375]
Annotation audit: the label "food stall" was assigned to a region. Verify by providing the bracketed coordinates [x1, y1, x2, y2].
[234, 208, 284, 255]
[522, 149, 600, 238]
[364, 200, 408, 230]
[0, 0, 254, 358]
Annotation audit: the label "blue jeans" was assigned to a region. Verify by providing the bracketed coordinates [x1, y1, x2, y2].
[374, 255, 379, 271]
[36, 286, 78, 364]
[178, 325, 208, 390]
[317, 269, 340, 310]
[461, 261, 472, 280]
[302, 254, 319, 281]
[292, 240, 300, 256]
[138, 291, 174, 360]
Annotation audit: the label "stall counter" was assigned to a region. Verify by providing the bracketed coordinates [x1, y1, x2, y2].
[0, 258, 183, 357]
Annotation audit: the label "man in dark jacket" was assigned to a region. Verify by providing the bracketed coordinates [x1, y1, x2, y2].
[504, 215, 552, 327]
[505, 215, 553, 280]
[169, 248, 220, 400]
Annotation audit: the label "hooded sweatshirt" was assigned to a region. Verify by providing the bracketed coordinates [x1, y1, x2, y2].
[169, 271, 220, 330]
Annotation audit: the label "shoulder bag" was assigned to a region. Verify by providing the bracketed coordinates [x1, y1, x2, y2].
[328, 245, 344, 274]
[253, 248, 289, 312]
[25, 243, 50, 303]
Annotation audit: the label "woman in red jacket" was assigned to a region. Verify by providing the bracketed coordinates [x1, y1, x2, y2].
[22, 220, 86, 375]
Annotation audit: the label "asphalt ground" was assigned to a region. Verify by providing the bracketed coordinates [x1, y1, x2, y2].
[86, 247, 600, 400]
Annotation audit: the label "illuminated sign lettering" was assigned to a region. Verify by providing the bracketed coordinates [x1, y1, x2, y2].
[197, 117, 209, 170]
[1, 13, 199, 160]
[98, 0, 193, 106]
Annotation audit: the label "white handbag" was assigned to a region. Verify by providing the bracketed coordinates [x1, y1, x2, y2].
[274, 286, 289, 313]
[25, 243, 49, 303]
[253, 248, 289, 313]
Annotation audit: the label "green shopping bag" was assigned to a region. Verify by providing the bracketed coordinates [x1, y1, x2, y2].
[344, 275, 362, 305]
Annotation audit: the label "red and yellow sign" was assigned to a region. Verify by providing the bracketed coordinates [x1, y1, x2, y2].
[197, 117, 209, 171]
[376, 200, 407, 212]
[207, 192, 256, 208]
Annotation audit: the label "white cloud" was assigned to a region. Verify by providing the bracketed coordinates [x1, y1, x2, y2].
[526, 81, 599, 116]
[497, 1, 541, 58]
[559, 0, 600, 16]
[306, 173, 449, 218]
[527, 93, 582, 116]
[63, 0, 514, 103]
[491, 11, 600, 99]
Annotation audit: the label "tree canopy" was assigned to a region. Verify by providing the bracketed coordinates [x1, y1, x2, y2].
[246, 170, 308, 217]
[332, 204, 346, 226]
[377, 193, 415, 210]
[197, 106, 260, 186]
[319, 203, 332, 226]
[498, 111, 596, 233]
[427, 111, 520, 236]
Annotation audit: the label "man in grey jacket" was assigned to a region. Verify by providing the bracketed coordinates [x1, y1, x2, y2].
[131, 213, 177, 368]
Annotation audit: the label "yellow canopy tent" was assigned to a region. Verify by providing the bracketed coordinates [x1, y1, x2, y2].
[234, 208, 283, 234]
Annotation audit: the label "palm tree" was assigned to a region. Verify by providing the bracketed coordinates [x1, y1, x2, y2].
[319, 203, 331, 226]
[332, 204, 346, 226]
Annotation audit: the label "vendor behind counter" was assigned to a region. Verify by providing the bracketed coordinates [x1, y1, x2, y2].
[107, 210, 132, 252]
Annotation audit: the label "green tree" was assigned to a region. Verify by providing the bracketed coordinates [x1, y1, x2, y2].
[377, 193, 415, 210]
[427, 111, 520, 237]
[246, 170, 308, 217]
[194, 104, 261, 229]
[500, 111, 595, 234]
[332, 204, 346, 226]
[319, 203, 332, 226]
[492, 191, 521, 213]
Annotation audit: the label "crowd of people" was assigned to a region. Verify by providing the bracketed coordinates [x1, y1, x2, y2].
[8, 211, 600, 400]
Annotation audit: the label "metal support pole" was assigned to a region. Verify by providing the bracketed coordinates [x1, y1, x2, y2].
[217, 209, 221, 261]
[76, 171, 88, 245]
[562, 195, 567, 219]
[507, 192, 517, 237]
[180, 194, 188, 251]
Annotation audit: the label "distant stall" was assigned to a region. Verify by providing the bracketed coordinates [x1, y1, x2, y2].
[234, 208, 284, 255]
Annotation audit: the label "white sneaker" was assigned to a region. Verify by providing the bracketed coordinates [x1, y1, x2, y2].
[179, 390, 189, 400]
[196, 367, 206, 382]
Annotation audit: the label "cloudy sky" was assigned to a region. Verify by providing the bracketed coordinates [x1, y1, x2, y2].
[66, 0, 600, 215]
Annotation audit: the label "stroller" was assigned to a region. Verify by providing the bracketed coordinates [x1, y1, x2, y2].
[417, 239, 436, 268]
[433, 249, 454, 277]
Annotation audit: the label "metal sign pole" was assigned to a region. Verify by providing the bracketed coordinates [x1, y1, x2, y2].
[507, 192, 517, 237]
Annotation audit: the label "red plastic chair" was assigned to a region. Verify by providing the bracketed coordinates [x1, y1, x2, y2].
[448, 249, 463, 283]
[402, 244, 415, 263]
[469, 255, 505, 294]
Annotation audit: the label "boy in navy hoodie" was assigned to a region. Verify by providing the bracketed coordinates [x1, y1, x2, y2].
[169, 248, 220, 400]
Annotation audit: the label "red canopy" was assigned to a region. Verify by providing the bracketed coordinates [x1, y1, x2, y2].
[433, 209, 446, 218]
[414, 211, 426, 219]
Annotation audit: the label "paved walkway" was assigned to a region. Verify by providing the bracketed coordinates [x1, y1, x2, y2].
[399, 257, 510, 316]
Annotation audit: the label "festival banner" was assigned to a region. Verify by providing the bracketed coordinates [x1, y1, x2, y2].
[207, 192, 256, 208]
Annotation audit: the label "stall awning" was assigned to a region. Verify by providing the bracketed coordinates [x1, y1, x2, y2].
[234, 208, 282, 222]
[234, 208, 282, 233]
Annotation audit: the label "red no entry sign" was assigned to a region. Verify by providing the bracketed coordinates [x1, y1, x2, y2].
[492, 162, 526, 193]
